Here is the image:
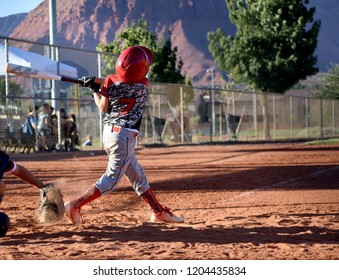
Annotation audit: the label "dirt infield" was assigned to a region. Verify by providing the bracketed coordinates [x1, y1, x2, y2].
[1, 142, 338, 260]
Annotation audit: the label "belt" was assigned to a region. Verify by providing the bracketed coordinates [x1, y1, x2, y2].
[112, 126, 138, 138]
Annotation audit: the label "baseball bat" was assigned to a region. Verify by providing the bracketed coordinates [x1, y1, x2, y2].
[6, 63, 104, 85]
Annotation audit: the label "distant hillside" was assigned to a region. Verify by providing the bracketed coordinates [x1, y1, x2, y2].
[3, 0, 339, 85]
[7, 0, 236, 85]
[0, 13, 27, 37]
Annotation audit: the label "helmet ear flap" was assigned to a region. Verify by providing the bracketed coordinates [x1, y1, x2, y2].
[139, 46, 153, 65]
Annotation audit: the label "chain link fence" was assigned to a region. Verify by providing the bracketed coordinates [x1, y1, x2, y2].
[1, 37, 338, 152]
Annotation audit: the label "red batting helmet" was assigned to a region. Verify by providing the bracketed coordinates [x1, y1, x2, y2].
[116, 46, 153, 83]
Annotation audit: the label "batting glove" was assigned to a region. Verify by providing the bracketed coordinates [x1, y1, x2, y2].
[80, 76, 101, 92]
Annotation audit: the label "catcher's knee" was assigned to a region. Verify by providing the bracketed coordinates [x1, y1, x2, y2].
[0, 212, 10, 237]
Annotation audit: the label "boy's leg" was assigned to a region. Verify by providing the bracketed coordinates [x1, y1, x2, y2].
[64, 184, 101, 225]
[124, 155, 184, 223]
[65, 127, 129, 225]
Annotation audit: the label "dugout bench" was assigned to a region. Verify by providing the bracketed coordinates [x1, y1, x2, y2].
[0, 117, 36, 153]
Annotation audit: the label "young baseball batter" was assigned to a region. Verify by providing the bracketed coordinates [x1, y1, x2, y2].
[64, 46, 184, 225]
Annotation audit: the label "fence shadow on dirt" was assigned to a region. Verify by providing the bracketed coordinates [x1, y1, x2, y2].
[3, 221, 339, 248]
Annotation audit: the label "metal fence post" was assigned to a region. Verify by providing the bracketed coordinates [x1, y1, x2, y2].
[97, 52, 103, 147]
[320, 97, 324, 138]
[4, 38, 9, 105]
[273, 94, 276, 139]
[332, 100, 335, 136]
[253, 92, 258, 140]
[290, 96, 293, 139]
[305, 97, 309, 138]
[209, 88, 213, 142]
[207, 68, 215, 136]
[180, 86, 184, 143]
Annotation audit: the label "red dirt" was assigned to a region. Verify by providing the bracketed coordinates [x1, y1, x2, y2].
[1, 142, 338, 260]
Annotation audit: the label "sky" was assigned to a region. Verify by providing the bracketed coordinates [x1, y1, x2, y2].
[0, 0, 44, 18]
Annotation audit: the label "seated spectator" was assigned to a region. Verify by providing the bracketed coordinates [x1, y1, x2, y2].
[83, 135, 92, 146]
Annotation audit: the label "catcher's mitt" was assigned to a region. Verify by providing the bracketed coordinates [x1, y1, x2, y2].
[38, 184, 65, 224]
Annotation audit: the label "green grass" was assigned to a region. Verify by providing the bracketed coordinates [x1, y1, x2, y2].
[303, 138, 339, 145]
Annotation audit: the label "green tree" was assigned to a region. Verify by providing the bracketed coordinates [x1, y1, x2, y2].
[97, 18, 188, 84]
[208, 0, 320, 92]
[313, 64, 339, 100]
[152, 34, 186, 84]
[97, 18, 157, 77]
[0, 77, 24, 104]
[208, 0, 320, 139]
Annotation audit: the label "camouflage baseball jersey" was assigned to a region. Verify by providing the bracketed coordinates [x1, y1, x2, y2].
[100, 74, 149, 130]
